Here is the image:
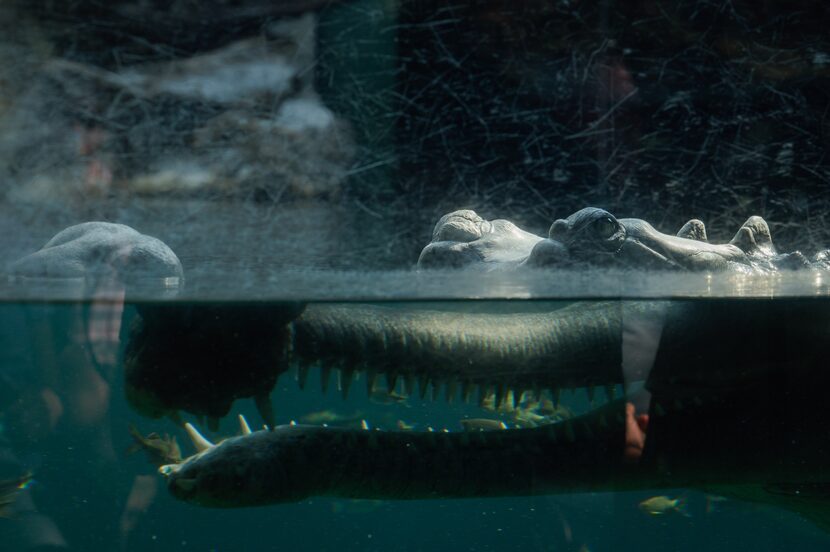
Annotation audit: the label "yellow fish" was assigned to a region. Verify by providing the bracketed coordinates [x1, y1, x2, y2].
[128, 425, 182, 467]
[638, 495, 690, 517]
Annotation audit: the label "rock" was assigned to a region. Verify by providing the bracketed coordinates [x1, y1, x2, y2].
[0, 12, 353, 203]
[8, 222, 184, 285]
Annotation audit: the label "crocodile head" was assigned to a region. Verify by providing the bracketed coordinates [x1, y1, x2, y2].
[420, 207, 786, 271]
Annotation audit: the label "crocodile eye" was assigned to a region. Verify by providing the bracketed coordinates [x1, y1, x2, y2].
[594, 217, 617, 239]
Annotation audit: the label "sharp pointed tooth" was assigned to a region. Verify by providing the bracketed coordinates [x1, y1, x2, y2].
[255, 394, 275, 427]
[585, 386, 596, 405]
[297, 363, 310, 390]
[289, 420, 297, 426]
[184, 422, 214, 452]
[403, 375, 415, 396]
[498, 421, 507, 430]
[495, 384, 506, 409]
[238, 415, 252, 435]
[321, 365, 332, 394]
[340, 369, 354, 399]
[430, 379, 441, 401]
[366, 370, 378, 395]
[361, 419, 370, 430]
[511, 389, 523, 409]
[418, 374, 429, 400]
[604, 384, 616, 401]
[549, 388, 561, 407]
[386, 372, 399, 392]
[207, 416, 220, 432]
[446, 379, 458, 403]
[461, 381, 473, 403]
[477, 383, 489, 408]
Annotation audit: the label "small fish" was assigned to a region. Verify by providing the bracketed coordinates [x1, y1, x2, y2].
[128, 425, 182, 467]
[396, 420, 415, 431]
[0, 472, 33, 518]
[705, 494, 728, 514]
[639, 495, 690, 517]
[460, 418, 508, 431]
[369, 389, 409, 406]
[301, 410, 362, 425]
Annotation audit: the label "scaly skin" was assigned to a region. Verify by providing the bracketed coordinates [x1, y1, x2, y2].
[290, 302, 662, 400]
[161, 295, 830, 531]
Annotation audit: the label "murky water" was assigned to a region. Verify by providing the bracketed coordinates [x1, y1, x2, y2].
[3, 0, 830, 549]
[1, 294, 829, 551]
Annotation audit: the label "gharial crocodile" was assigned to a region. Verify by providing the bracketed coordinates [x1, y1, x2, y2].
[10, 210, 830, 531]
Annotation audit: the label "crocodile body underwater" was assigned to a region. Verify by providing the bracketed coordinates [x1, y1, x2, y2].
[13, 210, 830, 529]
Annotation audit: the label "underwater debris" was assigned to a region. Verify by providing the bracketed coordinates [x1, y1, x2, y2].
[638, 495, 690, 517]
[128, 424, 183, 467]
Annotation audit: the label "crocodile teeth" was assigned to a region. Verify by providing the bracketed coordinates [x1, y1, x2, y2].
[366, 370, 378, 395]
[320, 365, 332, 394]
[238, 415, 252, 435]
[403, 375, 415, 396]
[461, 381, 473, 403]
[511, 389, 523, 409]
[429, 379, 441, 401]
[386, 372, 399, 392]
[418, 374, 429, 400]
[477, 383, 491, 407]
[549, 387, 561, 407]
[445, 380, 458, 403]
[340, 369, 354, 400]
[297, 363, 310, 390]
[185, 423, 214, 452]
[495, 384, 506, 408]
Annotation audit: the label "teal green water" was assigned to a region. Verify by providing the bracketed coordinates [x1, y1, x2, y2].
[0, 300, 828, 552]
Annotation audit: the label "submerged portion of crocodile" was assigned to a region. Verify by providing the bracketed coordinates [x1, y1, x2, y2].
[157, 296, 830, 543]
[12, 211, 830, 530]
